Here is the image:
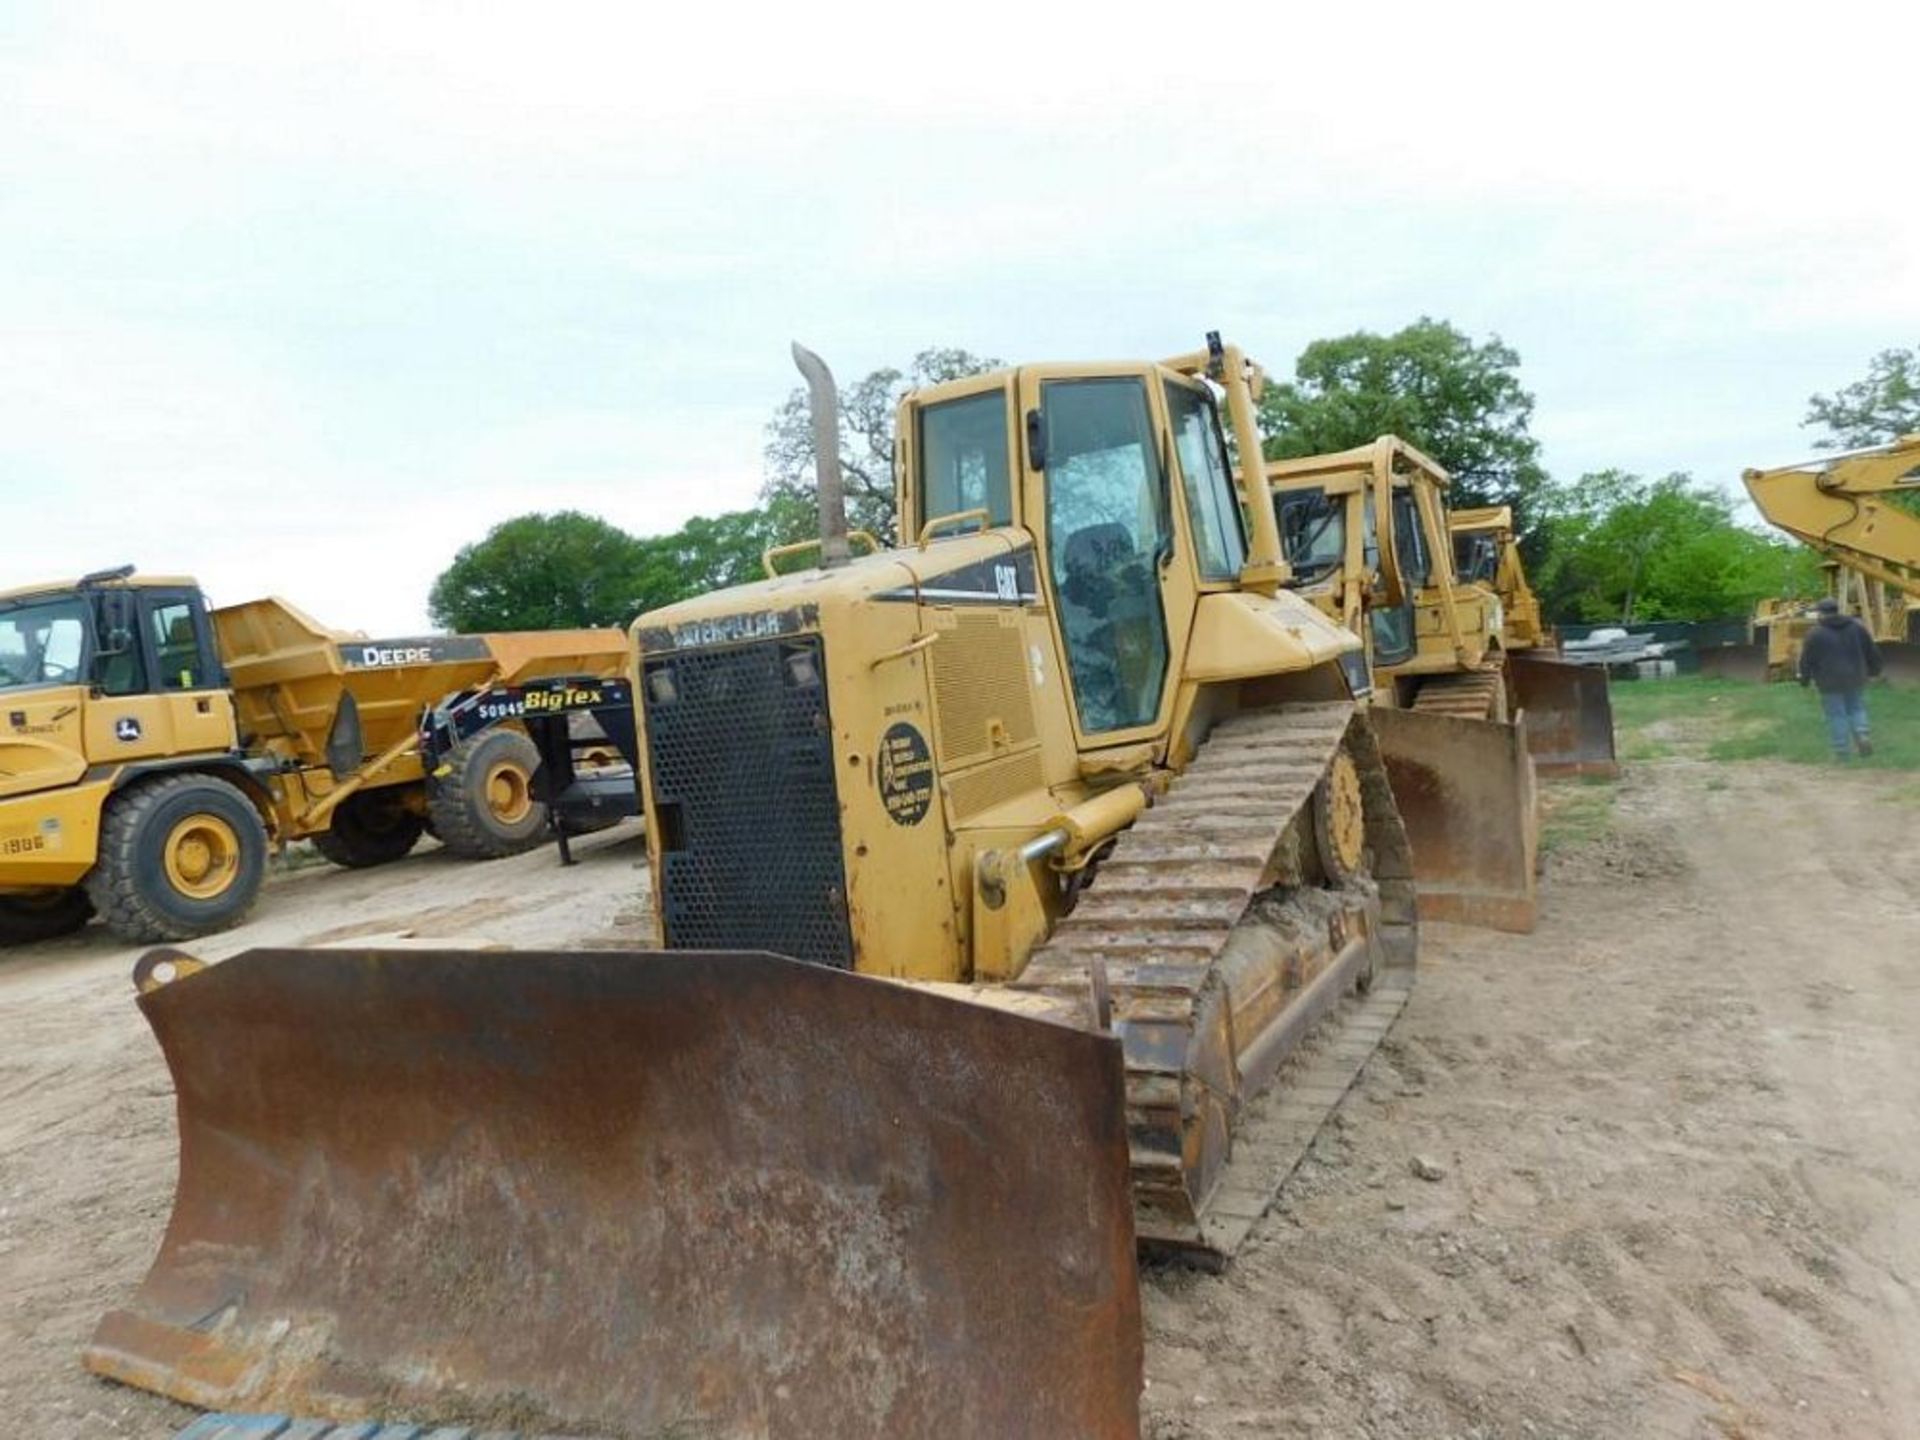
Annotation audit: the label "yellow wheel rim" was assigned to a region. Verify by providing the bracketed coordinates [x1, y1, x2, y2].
[164, 814, 242, 901]
[485, 760, 534, 825]
[1326, 751, 1366, 876]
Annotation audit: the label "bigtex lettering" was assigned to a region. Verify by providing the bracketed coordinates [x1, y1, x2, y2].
[524, 687, 604, 712]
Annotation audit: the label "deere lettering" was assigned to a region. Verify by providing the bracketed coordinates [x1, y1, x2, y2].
[360, 645, 435, 667]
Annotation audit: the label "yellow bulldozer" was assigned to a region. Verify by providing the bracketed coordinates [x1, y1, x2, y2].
[90, 336, 1423, 1439]
[0, 569, 629, 944]
[1450, 503, 1547, 647]
[1266, 438, 1615, 930]
[1446, 500, 1619, 776]
[1733, 435, 1920, 683]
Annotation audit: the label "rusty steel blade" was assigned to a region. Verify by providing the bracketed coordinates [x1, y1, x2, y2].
[88, 947, 1143, 1440]
[1695, 642, 1769, 683]
[1878, 640, 1920, 686]
[1507, 652, 1620, 777]
[1372, 705, 1538, 934]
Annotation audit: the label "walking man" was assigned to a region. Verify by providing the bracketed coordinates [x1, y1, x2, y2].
[1797, 597, 1883, 759]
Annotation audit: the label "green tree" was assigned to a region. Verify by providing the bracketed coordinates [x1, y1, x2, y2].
[428, 511, 651, 631]
[630, 492, 817, 610]
[1260, 318, 1548, 515]
[761, 347, 1003, 543]
[1532, 470, 1820, 623]
[1804, 346, 1920, 449]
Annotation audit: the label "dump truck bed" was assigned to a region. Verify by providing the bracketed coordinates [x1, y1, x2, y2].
[211, 597, 628, 764]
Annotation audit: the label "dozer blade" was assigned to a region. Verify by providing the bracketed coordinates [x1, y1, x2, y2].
[1696, 642, 1769, 683]
[88, 947, 1143, 1440]
[1507, 652, 1620, 777]
[1880, 641, 1920, 686]
[1371, 705, 1538, 933]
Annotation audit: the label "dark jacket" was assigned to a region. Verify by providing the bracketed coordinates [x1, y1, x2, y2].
[1798, 613, 1883, 693]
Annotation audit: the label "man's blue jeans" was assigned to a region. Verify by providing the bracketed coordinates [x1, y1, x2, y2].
[1819, 687, 1870, 756]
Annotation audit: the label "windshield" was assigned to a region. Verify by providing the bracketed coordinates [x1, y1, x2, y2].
[918, 389, 1012, 534]
[1164, 380, 1247, 581]
[0, 597, 89, 691]
[1277, 488, 1345, 577]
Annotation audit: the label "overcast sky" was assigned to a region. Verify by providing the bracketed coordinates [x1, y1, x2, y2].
[4, 3, 1915, 632]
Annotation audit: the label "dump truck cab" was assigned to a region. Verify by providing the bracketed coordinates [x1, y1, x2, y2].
[0, 570, 243, 893]
[635, 341, 1363, 984]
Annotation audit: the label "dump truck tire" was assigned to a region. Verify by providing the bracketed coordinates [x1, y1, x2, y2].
[427, 728, 547, 858]
[310, 789, 426, 869]
[87, 774, 269, 943]
[0, 887, 93, 944]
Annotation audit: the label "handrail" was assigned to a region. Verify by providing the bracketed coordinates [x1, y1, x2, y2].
[761, 530, 881, 578]
[916, 508, 992, 549]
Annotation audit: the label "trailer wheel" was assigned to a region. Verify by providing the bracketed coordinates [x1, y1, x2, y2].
[311, 789, 427, 869]
[0, 887, 93, 944]
[86, 774, 269, 942]
[427, 728, 548, 859]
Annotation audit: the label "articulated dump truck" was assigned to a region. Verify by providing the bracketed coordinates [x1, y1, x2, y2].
[89, 337, 1422, 1439]
[0, 569, 627, 943]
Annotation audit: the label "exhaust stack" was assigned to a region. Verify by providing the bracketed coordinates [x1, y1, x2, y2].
[791, 341, 851, 568]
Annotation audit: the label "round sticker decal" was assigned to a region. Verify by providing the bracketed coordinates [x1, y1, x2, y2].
[878, 722, 934, 826]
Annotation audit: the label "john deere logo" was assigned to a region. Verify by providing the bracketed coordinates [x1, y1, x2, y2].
[114, 717, 143, 743]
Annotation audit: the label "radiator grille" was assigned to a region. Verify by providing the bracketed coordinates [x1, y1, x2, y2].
[930, 610, 1036, 768]
[642, 635, 851, 968]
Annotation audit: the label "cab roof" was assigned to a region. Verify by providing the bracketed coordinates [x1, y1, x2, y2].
[0, 574, 200, 604]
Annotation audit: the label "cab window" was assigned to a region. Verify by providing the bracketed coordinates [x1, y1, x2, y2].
[0, 599, 88, 691]
[1041, 377, 1170, 734]
[1278, 488, 1344, 578]
[148, 599, 210, 690]
[917, 390, 1012, 534]
[1164, 380, 1246, 581]
[1391, 488, 1430, 585]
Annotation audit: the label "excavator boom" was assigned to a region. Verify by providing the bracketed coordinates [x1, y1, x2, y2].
[1742, 436, 1920, 681]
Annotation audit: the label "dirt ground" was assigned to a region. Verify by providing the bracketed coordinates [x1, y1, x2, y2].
[3, 754, 1917, 1438]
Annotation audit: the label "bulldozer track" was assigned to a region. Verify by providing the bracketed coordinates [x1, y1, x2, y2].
[1411, 667, 1506, 721]
[1015, 700, 1416, 1261]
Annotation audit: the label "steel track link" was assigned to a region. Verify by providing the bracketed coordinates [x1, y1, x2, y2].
[1014, 701, 1416, 1262]
[1411, 667, 1506, 720]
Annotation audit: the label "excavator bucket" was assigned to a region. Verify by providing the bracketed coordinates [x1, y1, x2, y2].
[1507, 653, 1620, 777]
[88, 947, 1143, 1440]
[1371, 705, 1538, 933]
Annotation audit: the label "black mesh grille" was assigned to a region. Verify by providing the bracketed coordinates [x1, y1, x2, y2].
[643, 635, 852, 968]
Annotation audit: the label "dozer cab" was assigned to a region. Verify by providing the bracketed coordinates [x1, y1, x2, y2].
[0, 568, 629, 945]
[91, 336, 1419, 1439]
[1268, 439, 1546, 930]
[1445, 501, 1619, 776]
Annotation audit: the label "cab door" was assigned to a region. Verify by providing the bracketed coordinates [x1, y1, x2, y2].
[82, 590, 237, 763]
[1018, 367, 1189, 752]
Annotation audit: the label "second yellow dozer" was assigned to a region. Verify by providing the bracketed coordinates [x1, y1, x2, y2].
[1268, 438, 1592, 932]
[89, 336, 1421, 1439]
